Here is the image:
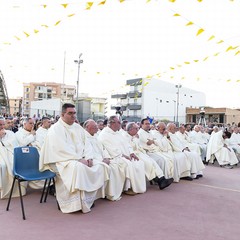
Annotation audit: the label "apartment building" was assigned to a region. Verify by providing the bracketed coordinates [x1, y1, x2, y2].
[22, 82, 75, 116]
[111, 78, 206, 124]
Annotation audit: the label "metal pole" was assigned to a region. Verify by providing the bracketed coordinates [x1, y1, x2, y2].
[175, 84, 182, 127]
[74, 54, 83, 120]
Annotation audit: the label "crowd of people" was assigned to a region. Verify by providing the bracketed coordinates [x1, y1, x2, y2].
[0, 103, 239, 214]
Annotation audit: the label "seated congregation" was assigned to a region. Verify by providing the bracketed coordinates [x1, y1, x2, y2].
[1, 103, 239, 214]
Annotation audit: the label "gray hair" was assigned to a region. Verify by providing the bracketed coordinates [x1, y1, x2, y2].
[126, 122, 136, 132]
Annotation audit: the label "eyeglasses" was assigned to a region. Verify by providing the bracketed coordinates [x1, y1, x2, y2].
[66, 112, 76, 115]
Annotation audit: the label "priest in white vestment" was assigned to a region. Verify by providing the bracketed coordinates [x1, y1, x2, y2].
[0, 118, 26, 199]
[15, 118, 38, 147]
[189, 125, 207, 161]
[206, 130, 238, 168]
[152, 122, 192, 182]
[35, 117, 52, 151]
[175, 125, 201, 156]
[137, 118, 174, 179]
[84, 119, 130, 200]
[229, 126, 240, 159]
[40, 103, 109, 213]
[121, 122, 173, 189]
[98, 116, 146, 197]
[166, 123, 205, 179]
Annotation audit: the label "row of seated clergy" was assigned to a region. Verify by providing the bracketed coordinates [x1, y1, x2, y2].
[97, 116, 173, 199]
[206, 129, 238, 167]
[39, 104, 110, 214]
[0, 117, 52, 199]
[137, 119, 204, 181]
[0, 118, 26, 199]
[39, 104, 174, 214]
[15, 117, 52, 190]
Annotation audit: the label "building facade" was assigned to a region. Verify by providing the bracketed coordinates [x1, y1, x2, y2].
[186, 107, 240, 126]
[9, 97, 22, 116]
[111, 78, 206, 124]
[22, 82, 75, 116]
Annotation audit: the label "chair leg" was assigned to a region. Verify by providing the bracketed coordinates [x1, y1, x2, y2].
[6, 177, 16, 211]
[40, 179, 48, 203]
[44, 178, 52, 203]
[18, 180, 26, 220]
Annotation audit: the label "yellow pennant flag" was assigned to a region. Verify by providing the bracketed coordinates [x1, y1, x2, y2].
[23, 31, 30, 37]
[217, 40, 224, 44]
[98, 0, 106, 5]
[42, 4, 47, 8]
[170, 67, 175, 70]
[86, 2, 94, 10]
[226, 46, 233, 52]
[34, 29, 39, 34]
[203, 57, 208, 61]
[146, 75, 152, 79]
[170, 76, 174, 79]
[193, 60, 199, 62]
[208, 35, 215, 41]
[3, 42, 11, 45]
[41, 24, 49, 28]
[68, 14, 75, 17]
[214, 52, 220, 56]
[173, 13, 180, 16]
[146, 0, 151, 2]
[119, 0, 125, 3]
[61, 4, 68, 8]
[197, 0, 203, 2]
[55, 20, 61, 26]
[14, 36, 21, 40]
[196, 28, 204, 36]
[226, 79, 231, 82]
[184, 62, 190, 64]
[186, 21, 193, 26]
[169, 0, 176, 2]
[236, 80, 240, 82]
[231, 45, 239, 50]
[143, 82, 149, 86]
[235, 51, 240, 55]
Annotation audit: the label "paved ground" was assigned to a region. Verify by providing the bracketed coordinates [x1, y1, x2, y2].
[1, 164, 240, 240]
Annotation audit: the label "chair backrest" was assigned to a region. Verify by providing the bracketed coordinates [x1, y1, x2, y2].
[13, 147, 40, 176]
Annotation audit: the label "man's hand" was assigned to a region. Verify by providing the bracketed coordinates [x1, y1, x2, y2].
[79, 159, 93, 167]
[147, 139, 155, 145]
[103, 158, 111, 165]
[130, 153, 139, 161]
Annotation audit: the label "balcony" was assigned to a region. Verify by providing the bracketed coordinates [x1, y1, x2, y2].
[111, 105, 127, 111]
[128, 103, 141, 110]
[128, 91, 142, 98]
[111, 93, 127, 99]
[126, 78, 142, 86]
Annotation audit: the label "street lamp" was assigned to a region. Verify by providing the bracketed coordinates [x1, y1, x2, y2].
[175, 84, 182, 126]
[74, 53, 83, 118]
[155, 97, 159, 119]
[173, 100, 176, 122]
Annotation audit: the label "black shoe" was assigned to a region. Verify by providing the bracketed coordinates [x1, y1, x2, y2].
[202, 160, 208, 165]
[180, 176, 193, 181]
[197, 174, 203, 178]
[158, 177, 173, 190]
[49, 185, 56, 196]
